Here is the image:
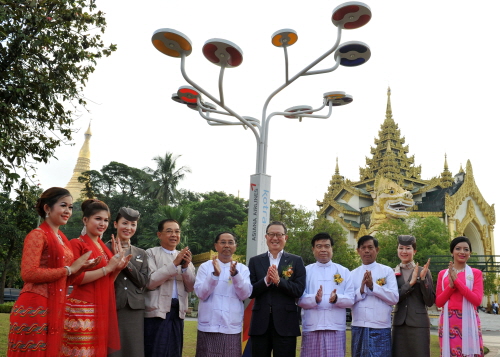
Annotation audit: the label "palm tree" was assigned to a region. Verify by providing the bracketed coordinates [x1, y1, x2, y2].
[143, 152, 191, 206]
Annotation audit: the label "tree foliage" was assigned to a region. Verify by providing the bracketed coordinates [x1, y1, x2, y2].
[186, 191, 247, 255]
[66, 161, 161, 246]
[144, 152, 191, 206]
[0, 184, 42, 303]
[483, 272, 499, 303]
[0, 0, 116, 189]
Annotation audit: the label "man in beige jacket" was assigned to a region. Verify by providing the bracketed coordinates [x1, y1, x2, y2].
[144, 219, 195, 357]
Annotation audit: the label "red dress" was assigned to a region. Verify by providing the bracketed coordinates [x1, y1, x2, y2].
[8, 223, 74, 357]
[61, 235, 120, 357]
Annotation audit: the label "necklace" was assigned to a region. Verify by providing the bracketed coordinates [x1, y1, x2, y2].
[453, 267, 465, 273]
[93, 239, 109, 262]
[56, 233, 64, 245]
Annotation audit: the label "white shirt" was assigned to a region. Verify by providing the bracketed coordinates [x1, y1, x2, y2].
[195, 259, 252, 334]
[298, 261, 355, 332]
[351, 261, 398, 328]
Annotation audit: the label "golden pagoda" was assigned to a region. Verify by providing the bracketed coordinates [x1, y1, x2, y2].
[65, 123, 91, 200]
[317, 88, 495, 256]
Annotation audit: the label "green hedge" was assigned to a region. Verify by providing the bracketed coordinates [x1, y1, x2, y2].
[0, 302, 14, 313]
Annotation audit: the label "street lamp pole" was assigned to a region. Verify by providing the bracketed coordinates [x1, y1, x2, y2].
[151, 1, 372, 262]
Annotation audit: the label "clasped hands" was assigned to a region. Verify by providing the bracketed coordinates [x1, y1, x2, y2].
[266, 264, 280, 286]
[360, 270, 374, 294]
[109, 234, 133, 271]
[409, 258, 431, 286]
[447, 261, 458, 289]
[173, 246, 192, 269]
[212, 256, 238, 277]
[315, 285, 337, 304]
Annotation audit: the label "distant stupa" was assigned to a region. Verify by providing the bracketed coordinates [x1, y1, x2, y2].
[65, 123, 92, 200]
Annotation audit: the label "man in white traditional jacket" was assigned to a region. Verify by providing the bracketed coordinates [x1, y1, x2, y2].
[350, 235, 398, 357]
[194, 232, 252, 357]
[298, 232, 355, 357]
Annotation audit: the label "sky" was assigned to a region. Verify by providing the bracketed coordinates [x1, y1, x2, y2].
[34, 0, 500, 255]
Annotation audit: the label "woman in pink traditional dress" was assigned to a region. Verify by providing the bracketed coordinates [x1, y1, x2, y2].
[8, 187, 96, 357]
[61, 199, 131, 357]
[436, 236, 484, 357]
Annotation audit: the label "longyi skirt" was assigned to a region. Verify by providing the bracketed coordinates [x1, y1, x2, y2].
[61, 298, 97, 357]
[8, 293, 49, 356]
[438, 309, 484, 357]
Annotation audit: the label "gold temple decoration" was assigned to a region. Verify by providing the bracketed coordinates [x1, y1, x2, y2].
[317, 89, 495, 256]
[65, 123, 92, 200]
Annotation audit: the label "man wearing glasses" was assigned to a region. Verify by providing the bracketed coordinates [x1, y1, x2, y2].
[144, 219, 196, 357]
[194, 232, 252, 357]
[248, 221, 306, 357]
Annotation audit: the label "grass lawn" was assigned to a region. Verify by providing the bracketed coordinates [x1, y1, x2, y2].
[0, 314, 442, 356]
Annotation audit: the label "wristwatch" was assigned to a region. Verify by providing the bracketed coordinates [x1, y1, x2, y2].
[416, 276, 421, 283]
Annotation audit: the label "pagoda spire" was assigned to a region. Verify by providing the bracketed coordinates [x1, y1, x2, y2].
[359, 88, 422, 183]
[440, 153, 453, 188]
[66, 122, 92, 200]
[386, 87, 393, 120]
[327, 156, 344, 193]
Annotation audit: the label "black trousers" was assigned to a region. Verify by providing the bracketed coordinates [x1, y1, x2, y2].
[250, 313, 297, 357]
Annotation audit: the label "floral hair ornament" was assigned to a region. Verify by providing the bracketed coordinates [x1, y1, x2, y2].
[282, 264, 293, 279]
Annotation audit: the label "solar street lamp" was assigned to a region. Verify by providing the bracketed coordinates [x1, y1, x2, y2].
[151, 0, 372, 258]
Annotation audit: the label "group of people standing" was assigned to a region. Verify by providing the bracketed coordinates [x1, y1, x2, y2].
[7, 187, 485, 357]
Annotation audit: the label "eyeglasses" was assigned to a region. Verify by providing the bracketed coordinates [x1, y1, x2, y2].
[218, 240, 235, 246]
[266, 232, 286, 238]
[162, 229, 181, 235]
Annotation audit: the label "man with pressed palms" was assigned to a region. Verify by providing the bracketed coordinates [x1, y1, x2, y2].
[247, 221, 306, 357]
[194, 232, 252, 357]
[350, 235, 398, 357]
[298, 232, 355, 357]
[144, 219, 195, 357]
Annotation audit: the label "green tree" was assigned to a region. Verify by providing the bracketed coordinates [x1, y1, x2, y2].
[186, 191, 247, 254]
[375, 215, 450, 280]
[0, 184, 41, 303]
[67, 161, 160, 247]
[483, 272, 499, 304]
[144, 152, 191, 206]
[269, 200, 314, 263]
[0, 0, 116, 189]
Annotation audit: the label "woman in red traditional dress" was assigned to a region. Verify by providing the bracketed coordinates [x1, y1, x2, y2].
[436, 236, 484, 357]
[61, 199, 131, 357]
[8, 187, 96, 357]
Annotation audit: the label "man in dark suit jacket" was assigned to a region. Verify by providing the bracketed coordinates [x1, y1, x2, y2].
[248, 221, 306, 357]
